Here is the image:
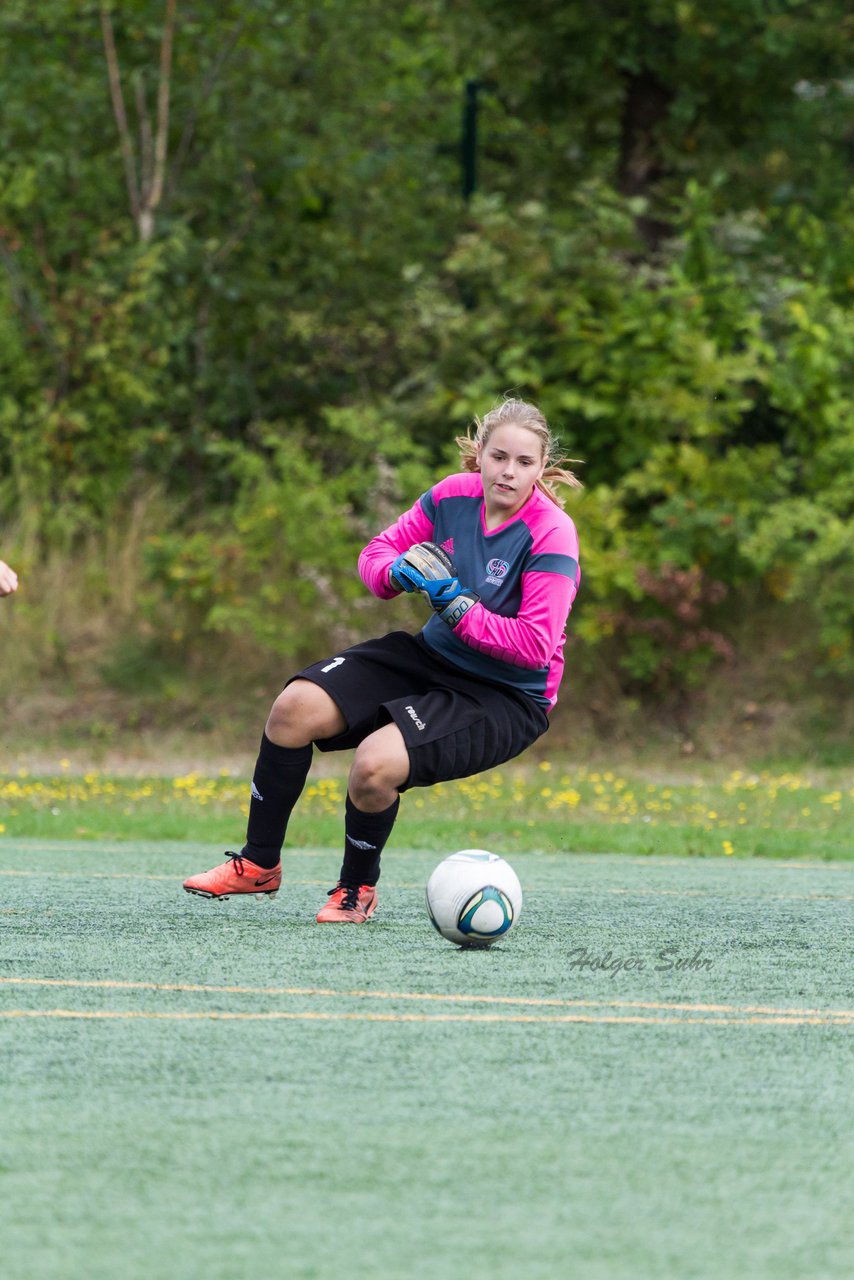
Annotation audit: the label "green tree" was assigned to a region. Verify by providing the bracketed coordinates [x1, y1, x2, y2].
[469, 1, 853, 232]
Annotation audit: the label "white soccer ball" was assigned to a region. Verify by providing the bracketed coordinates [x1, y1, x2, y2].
[425, 850, 523, 948]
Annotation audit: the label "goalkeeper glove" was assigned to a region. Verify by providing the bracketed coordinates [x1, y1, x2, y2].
[426, 578, 480, 628]
[388, 542, 479, 628]
[389, 541, 455, 593]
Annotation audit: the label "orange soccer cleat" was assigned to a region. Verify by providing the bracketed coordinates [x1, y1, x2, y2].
[315, 882, 378, 924]
[183, 853, 282, 900]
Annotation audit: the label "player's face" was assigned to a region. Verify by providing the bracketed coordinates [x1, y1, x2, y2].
[477, 424, 546, 522]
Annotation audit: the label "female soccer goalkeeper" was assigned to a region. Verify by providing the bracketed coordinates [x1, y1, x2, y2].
[183, 398, 581, 921]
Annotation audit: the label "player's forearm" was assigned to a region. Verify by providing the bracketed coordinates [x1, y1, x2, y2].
[454, 577, 576, 669]
[454, 607, 551, 669]
[358, 543, 403, 598]
[358, 502, 435, 598]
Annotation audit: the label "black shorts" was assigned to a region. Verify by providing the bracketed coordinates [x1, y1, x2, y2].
[290, 631, 548, 791]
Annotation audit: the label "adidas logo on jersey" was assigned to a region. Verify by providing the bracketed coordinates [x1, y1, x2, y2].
[440, 537, 454, 556]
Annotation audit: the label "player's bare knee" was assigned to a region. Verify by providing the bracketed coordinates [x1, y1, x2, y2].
[349, 752, 390, 808]
[266, 680, 343, 746]
[349, 732, 408, 808]
[265, 689, 305, 744]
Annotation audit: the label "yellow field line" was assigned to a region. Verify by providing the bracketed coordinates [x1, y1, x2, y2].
[0, 1008, 849, 1027]
[398, 884, 854, 901]
[0, 869, 178, 882]
[2, 977, 852, 1021]
[555, 886, 854, 902]
[0, 868, 850, 902]
[2, 842, 853, 871]
[0, 870, 329, 885]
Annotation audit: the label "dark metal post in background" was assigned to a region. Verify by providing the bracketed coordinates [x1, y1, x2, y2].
[462, 79, 481, 201]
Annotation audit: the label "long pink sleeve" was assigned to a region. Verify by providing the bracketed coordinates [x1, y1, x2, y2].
[357, 494, 435, 599]
[454, 565, 578, 670]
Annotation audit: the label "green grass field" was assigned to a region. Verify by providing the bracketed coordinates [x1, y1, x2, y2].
[1, 832, 852, 1280]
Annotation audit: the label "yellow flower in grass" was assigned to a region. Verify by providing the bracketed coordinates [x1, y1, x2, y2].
[722, 840, 734, 856]
[551, 789, 581, 809]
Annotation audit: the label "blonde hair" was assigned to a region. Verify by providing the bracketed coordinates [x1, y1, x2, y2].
[455, 398, 582, 508]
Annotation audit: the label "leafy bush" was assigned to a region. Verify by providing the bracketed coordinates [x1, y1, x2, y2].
[142, 425, 433, 661]
[390, 187, 854, 688]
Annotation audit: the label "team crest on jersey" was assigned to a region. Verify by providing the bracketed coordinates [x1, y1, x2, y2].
[485, 557, 510, 585]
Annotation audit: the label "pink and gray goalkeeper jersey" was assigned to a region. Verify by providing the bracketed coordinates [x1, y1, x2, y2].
[358, 472, 581, 711]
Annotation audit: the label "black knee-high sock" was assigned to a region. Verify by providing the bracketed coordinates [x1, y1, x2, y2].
[241, 735, 312, 869]
[339, 793, 400, 887]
